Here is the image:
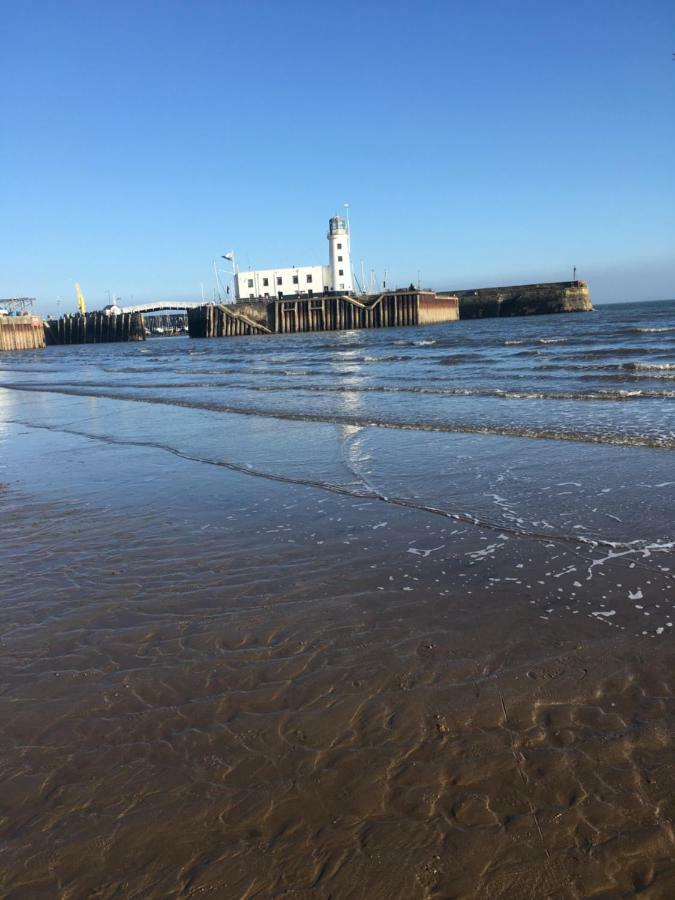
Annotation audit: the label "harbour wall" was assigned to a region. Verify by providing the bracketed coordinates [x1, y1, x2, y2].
[187, 291, 459, 338]
[44, 312, 146, 345]
[187, 303, 271, 339]
[440, 281, 593, 319]
[0, 315, 46, 352]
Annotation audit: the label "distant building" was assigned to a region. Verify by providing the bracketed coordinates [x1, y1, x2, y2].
[233, 215, 353, 301]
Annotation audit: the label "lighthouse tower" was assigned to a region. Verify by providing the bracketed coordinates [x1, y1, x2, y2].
[327, 216, 353, 293]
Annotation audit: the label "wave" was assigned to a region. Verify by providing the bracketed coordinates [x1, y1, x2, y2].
[361, 354, 414, 363]
[627, 327, 675, 334]
[255, 384, 673, 401]
[12, 378, 675, 402]
[437, 353, 487, 365]
[568, 347, 670, 360]
[3, 382, 675, 450]
[622, 362, 675, 371]
[535, 362, 675, 378]
[6, 419, 675, 563]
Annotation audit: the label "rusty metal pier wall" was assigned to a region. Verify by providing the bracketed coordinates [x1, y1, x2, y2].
[0, 315, 46, 352]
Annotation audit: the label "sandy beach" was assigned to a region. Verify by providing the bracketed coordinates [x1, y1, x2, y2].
[1, 305, 674, 897]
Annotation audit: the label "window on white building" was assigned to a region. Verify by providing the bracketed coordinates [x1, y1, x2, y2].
[339, 269, 344, 276]
[306, 274, 312, 283]
[249, 293, 254, 299]
[338, 256, 342, 262]
[337, 243, 342, 249]
[263, 277, 269, 287]
[247, 279, 253, 288]
[292, 275, 299, 284]
[276, 276, 282, 285]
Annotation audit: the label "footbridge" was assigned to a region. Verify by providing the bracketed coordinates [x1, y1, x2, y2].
[117, 301, 207, 314]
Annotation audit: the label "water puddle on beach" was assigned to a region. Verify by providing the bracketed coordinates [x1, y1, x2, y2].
[1, 301, 674, 897]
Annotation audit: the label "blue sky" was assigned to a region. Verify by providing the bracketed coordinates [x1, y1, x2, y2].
[2, 0, 674, 314]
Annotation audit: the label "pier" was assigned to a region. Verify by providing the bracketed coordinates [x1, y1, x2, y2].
[2, 282, 592, 354]
[443, 280, 593, 318]
[43, 312, 146, 345]
[0, 314, 46, 351]
[187, 290, 459, 339]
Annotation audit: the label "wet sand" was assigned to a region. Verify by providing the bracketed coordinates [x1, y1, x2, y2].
[1, 417, 674, 898]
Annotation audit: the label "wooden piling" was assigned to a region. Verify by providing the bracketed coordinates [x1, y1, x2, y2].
[42, 312, 145, 345]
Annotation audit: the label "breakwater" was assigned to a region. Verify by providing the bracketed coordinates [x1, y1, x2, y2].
[44, 312, 146, 345]
[0, 314, 46, 351]
[442, 280, 593, 319]
[188, 290, 459, 338]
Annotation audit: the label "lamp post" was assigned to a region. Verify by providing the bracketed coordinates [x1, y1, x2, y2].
[222, 252, 237, 303]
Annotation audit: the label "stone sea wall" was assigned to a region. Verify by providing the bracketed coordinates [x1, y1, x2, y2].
[440, 281, 593, 319]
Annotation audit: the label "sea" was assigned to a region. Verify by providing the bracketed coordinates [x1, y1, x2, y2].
[1, 299, 674, 897]
[3, 299, 675, 544]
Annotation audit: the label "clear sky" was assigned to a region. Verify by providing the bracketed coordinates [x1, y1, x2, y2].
[2, 0, 674, 314]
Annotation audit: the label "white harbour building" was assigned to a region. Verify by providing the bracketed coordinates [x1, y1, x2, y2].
[233, 215, 353, 301]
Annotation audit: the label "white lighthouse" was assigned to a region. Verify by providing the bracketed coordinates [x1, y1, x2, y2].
[233, 213, 355, 300]
[327, 215, 353, 293]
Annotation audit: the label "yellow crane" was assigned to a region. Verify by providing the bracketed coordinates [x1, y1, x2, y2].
[75, 282, 86, 315]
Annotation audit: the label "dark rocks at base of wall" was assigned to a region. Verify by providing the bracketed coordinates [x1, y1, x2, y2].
[440, 281, 593, 319]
